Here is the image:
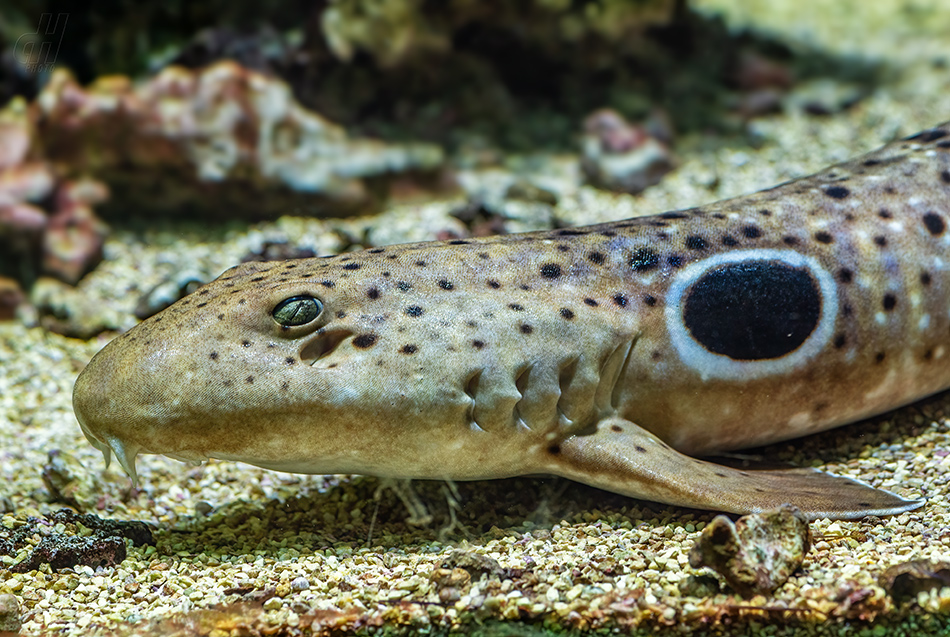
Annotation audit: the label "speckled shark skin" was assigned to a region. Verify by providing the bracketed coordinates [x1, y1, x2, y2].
[74, 123, 950, 520]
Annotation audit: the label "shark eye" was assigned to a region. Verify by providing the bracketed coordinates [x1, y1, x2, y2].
[273, 296, 323, 326]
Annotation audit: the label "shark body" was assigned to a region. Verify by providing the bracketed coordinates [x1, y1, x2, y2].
[73, 123, 950, 519]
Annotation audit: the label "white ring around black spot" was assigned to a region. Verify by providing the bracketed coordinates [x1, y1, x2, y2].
[664, 249, 838, 381]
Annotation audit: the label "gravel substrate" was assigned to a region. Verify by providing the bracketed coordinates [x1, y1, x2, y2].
[4, 0, 950, 635]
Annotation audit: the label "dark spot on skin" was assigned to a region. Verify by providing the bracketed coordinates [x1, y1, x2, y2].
[196, 302, 208, 308]
[610, 424, 623, 432]
[387, 254, 398, 260]
[924, 349, 934, 361]
[415, 260, 426, 267]
[921, 271, 933, 285]
[651, 351, 661, 360]
[246, 376, 254, 384]
[520, 324, 533, 334]
[685, 236, 708, 250]
[837, 268, 853, 284]
[661, 212, 688, 219]
[834, 334, 846, 349]
[353, 334, 378, 348]
[601, 230, 617, 237]
[630, 248, 660, 272]
[643, 295, 657, 307]
[714, 472, 728, 478]
[367, 287, 380, 299]
[939, 140, 950, 149]
[369, 248, 385, 253]
[397, 281, 412, 292]
[285, 357, 296, 365]
[217, 314, 224, 320]
[843, 303, 853, 317]
[783, 236, 799, 246]
[941, 170, 950, 184]
[439, 280, 455, 290]
[509, 303, 524, 311]
[520, 285, 531, 291]
[883, 294, 897, 311]
[448, 240, 470, 245]
[401, 344, 418, 354]
[242, 340, 251, 347]
[342, 263, 361, 271]
[721, 236, 738, 246]
[472, 340, 485, 349]
[540, 263, 562, 278]
[758, 209, 772, 216]
[873, 236, 887, 247]
[588, 252, 606, 265]
[875, 352, 886, 364]
[479, 252, 490, 259]
[557, 244, 570, 252]
[824, 186, 851, 199]
[560, 308, 574, 320]
[667, 255, 683, 268]
[405, 305, 424, 317]
[487, 280, 501, 289]
[321, 280, 335, 288]
[558, 229, 587, 236]
[281, 382, 290, 391]
[879, 208, 892, 219]
[466, 320, 477, 328]
[683, 260, 821, 360]
[209, 352, 218, 360]
[336, 310, 346, 319]
[548, 444, 561, 454]
[250, 276, 265, 282]
[199, 289, 210, 295]
[584, 298, 598, 307]
[613, 294, 627, 307]
[923, 212, 946, 236]
[742, 226, 762, 239]
[814, 231, 834, 244]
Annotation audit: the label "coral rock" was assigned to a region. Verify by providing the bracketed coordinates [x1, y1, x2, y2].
[580, 108, 674, 194]
[36, 62, 444, 220]
[688, 505, 811, 598]
[0, 593, 21, 633]
[880, 559, 950, 604]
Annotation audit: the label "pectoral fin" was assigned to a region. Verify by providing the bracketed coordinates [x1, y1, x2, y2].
[546, 417, 924, 520]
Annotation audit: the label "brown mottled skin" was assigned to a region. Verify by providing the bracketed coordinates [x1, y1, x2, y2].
[74, 123, 950, 520]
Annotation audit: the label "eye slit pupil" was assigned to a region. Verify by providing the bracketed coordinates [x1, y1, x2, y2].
[273, 296, 322, 326]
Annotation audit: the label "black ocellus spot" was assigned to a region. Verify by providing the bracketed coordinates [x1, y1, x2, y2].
[683, 260, 822, 360]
